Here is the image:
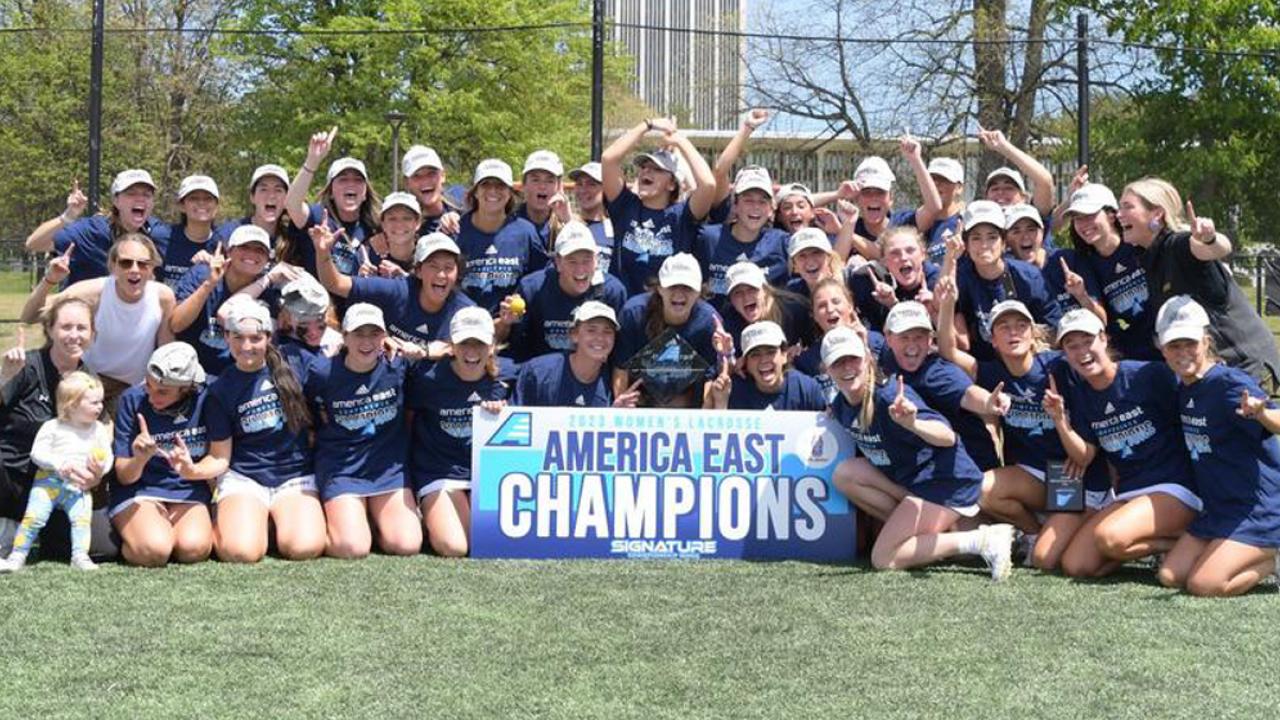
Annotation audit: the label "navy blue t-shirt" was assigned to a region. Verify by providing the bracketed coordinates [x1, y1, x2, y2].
[511, 267, 627, 361]
[158, 223, 217, 290]
[849, 261, 941, 333]
[405, 360, 511, 488]
[718, 293, 812, 355]
[1063, 360, 1195, 494]
[513, 352, 612, 408]
[349, 276, 475, 347]
[174, 264, 281, 375]
[854, 209, 917, 243]
[205, 358, 314, 487]
[1080, 243, 1159, 360]
[793, 329, 887, 404]
[455, 212, 545, 313]
[613, 292, 722, 371]
[514, 204, 553, 256]
[586, 218, 616, 277]
[954, 257, 1063, 361]
[922, 212, 962, 264]
[606, 186, 702, 296]
[726, 369, 826, 411]
[883, 352, 1001, 471]
[53, 215, 172, 287]
[304, 354, 408, 496]
[1041, 248, 1103, 315]
[692, 224, 789, 302]
[290, 202, 379, 280]
[110, 384, 212, 508]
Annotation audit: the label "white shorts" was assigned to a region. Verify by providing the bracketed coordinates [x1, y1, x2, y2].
[948, 503, 981, 518]
[216, 471, 318, 508]
[1113, 483, 1203, 513]
[1017, 464, 1046, 482]
[415, 479, 470, 501]
[1019, 464, 1110, 511]
[108, 496, 203, 519]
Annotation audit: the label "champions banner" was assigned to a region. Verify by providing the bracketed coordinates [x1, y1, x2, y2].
[471, 407, 857, 561]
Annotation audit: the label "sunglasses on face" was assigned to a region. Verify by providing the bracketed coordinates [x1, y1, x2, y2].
[116, 258, 152, 270]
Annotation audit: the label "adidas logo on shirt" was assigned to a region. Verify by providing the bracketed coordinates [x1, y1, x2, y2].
[1115, 263, 1126, 273]
[260, 379, 275, 392]
[1104, 402, 1116, 414]
[735, 253, 749, 262]
[574, 395, 585, 406]
[174, 414, 187, 424]
[356, 384, 370, 396]
[1186, 398, 1195, 409]
[415, 323, 430, 334]
[467, 392, 482, 403]
[485, 245, 499, 255]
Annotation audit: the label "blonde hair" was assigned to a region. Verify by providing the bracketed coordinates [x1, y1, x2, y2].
[1122, 177, 1189, 233]
[56, 371, 103, 421]
[879, 225, 927, 255]
[108, 232, 162, 269]
[788, 248, 842, 284]
[858, 347, 885, 429]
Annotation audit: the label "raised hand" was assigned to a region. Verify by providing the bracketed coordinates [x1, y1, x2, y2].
[1060, 256, 1086, 299]
[131, 414, 161, 460]
[266, 261, 301, 287]
[439, 212, 461, 236]
[869, 267, 897, 308]
[1042, 373, 1066, 423]
[812, 207, 841, 234]
[1237, 390, 1268, 420]
[984, 381, 1011, 417]
[899, 132, 922, 160]
[743, 108, 770, 130]
[46, 243, 74, 286]
[308, 209, 346, 256]
[888, 375, 918, 427]
[1187, 200, 1217, 243]
[2, 325, 27, 382]
[712, 315, 735, 359]
[976, 125, 1008, 151]
[357, 245, 377, 278]
[709, 356, 733, 405]
[613, 379, 643, 408]
[1069, 165, 1089, 195]
[942, 228, 964, 260]
[648, 116, 678, 136]
[837, 179, 861, 202]
[307, 126, 338, 166]
[205, 244, 226, 287]
[549, 193, 572, 224]
[167, 435, 197, 478]
[64, 178, 88, 222]
[934, 274, 957, 306]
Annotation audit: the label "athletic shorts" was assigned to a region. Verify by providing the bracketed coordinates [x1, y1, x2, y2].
[415, 479, 470, 501]
[216, 471, 318, 507]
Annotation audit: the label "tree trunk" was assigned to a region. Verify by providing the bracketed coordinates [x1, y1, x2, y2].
[973, 0, 1009, 181]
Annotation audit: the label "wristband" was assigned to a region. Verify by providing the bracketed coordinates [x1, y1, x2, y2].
[1199, 233, 1218, 245]
[302, 164, 317, 174]
[59, 211, 77, 225]
[43, 275, 59, 287]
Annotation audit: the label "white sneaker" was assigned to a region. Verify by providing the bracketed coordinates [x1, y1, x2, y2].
[979, 524, 1015, 582]
[0, 555, 27, 573]
[70, 555, 98, 571]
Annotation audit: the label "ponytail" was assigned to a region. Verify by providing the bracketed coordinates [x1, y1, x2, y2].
[859, 351, 883, 429]
[642, 290, 666, 341]
[264, 344, 312, 434]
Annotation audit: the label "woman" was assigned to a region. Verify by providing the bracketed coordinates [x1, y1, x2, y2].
[157, 175, 221, 289]
[1004, 203, 1107, 323]
[719, 261, 810, 351]
[171, 224, 292, 374]
[284, 127, 382, 280]
[405, 307, 510, 557]
[793, 278, 884, 404]
[568, 162, 616, 276]
[1153, 296, 1280, 596]
[977, 128, 1056, 218]
[503, 220, 626, 361]
[199, 300, 326, 563]
[602, 117, 718, 296]
[692, 167, 789, 304]
[1117, 177, 1280, 391]
[304, 304, 422, 559]
[775, 183, 819, 234]
[921, 157, 965, 264]
[400, 145, 460, 237]
[611, 253, 723, 401]
[937, 282, 1111, 570]
[1044, 308, 1200, 578]
[784, 227, 844, 300]
[26, 169, 172, 286]
[704, 321, 824, 411]
[514, 302, 640, 408]
[824, 326, 1014, 579]
[315, 224, 475, 359]
[949, 200, 1062, 361]
[448, 158, 544, 314]
[838, 138, 943, 261]
[22, 234, 176, 407]
[1066, 183, 1158, 361]
[0, 296, 93, 558]
[515, 149, 565, 249]
[848, 226, 940, 333]
[368, 192, 422, 278]
[110, 342, 213, 567]
[214, 164, 291, 255]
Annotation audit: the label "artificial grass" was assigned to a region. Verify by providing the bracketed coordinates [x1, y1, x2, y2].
[0, 556, 1276, 719]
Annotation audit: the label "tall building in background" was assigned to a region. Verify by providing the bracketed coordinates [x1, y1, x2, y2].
[607, 1, 745, 131]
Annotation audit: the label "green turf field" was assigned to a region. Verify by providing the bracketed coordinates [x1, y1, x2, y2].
[0, 555, 1277, 719]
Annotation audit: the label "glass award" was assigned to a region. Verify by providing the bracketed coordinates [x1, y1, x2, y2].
[1044, 459, 1084, 512]
[625, 328, 711, 405]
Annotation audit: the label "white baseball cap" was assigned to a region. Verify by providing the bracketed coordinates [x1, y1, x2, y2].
[788, 227, 832, 257]
[1055, 308, 1105, 344]
[327, 157, 368, 184]
[522, 150, 564, 178]
[1156, 295, 1210, 347]
[725, 261, 766, 291]
[281, 276, 330, 320]
[249, 164, 290, 191]
[555, 221, 597, 257]
[572, 300, 619, 328]
[821, 326, 867, 367]
[111, 169, 156, 195]
[473, 158, 514, 188]
[227, 224, 271, 250]
[986, 166, 1027, 193]
[413, 232, 462, 265]
[1004, 203, 1044, 230]
[658, 252, 702, 289]
[741, 321, 787, 354]
[855, 156, 896, 191]
[1066, 183, 1119, 216]
[223, 298, 274, 334]
[986, 300, 1035, 335]
[342, 303, 386, 333]
[964, 200, 1007, 233]
[776, 183, 813, 204]
[884, 301, 933, 335]
[177, 175, 220, 201]
[402, 145, 444, 176]
[147, 342, 206, 386]
[733, 166, 774, 199]
[381, 191, 422, 217]
[450, 306, 495, 345]
[569, 162, 603, 183]
[927, 158, 964, 184]
[633, 149, 679, 175]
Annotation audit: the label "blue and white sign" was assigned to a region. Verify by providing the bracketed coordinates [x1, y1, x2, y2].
[471, 407, 857, 561]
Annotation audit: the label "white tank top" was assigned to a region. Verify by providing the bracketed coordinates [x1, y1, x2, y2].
[83, 277, 164, 385]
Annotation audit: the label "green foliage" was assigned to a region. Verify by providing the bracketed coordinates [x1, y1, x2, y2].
[1075, 1, 1280, 243]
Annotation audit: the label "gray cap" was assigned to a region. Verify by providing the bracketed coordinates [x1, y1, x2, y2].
[147, 342, 206, 386]
[281, 276, 330, 320]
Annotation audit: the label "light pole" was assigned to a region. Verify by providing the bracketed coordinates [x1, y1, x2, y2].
[385, 111, 408, 192]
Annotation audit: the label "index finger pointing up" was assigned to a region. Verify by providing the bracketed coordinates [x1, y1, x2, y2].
[137, 414, 150, 436]
[1048, 373, 1058, 394]
[896, 374, 905, 401]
